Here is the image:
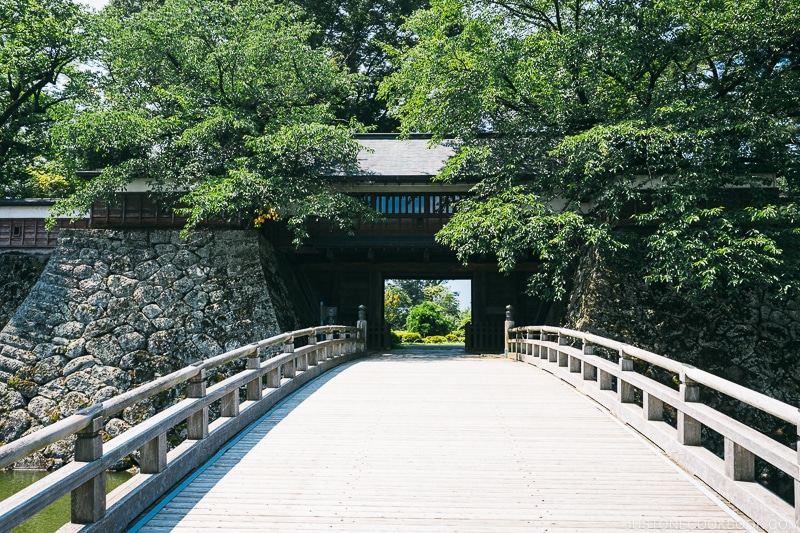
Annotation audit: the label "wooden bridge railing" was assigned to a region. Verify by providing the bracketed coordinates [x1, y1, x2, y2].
[506, 317, 800, 533]
[0, 313, 367, 533]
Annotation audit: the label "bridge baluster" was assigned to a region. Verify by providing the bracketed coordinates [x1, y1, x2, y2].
[71, 407, 106, 524]
[643, 392, 664, 421]
[307, 333, 318, 366]
[326, 330, 334, 359]
[246, 348, 262, 401]
[557, 334, 569, 367]
[618, 350, 635, 403]
[283, 337, 296, 378]
[266, 363, 281, 388]
[187, 369, 209, 440]
[678, 370, 701, 446]
[724, 438, 755, 481]
[796, 418, 799, 526]
[296, 336, 309, 372]
[139, 434, 167, 474]
[582, 343, 597, 381]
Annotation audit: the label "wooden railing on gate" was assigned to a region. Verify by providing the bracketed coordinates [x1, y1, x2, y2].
[0, 319, 367, 533]
[505, 321, 800, 533]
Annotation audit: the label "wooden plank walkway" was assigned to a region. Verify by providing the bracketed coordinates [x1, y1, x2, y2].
[132, 348, 759, 532]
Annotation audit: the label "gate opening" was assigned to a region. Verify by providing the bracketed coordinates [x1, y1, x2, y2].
[384, 279, 471, 346]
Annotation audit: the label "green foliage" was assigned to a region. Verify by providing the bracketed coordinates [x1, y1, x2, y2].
[0, 0, 97, 197]
[384, 283, 413, 330]
[405, 301, 455, 337]
[422, 335, 448, 344]
[381, 0, 800, 300]
[389, 329, 402, 348]
[295, 0, 429, 131]
[393, 330, 423, 343]
[385, 279, 465, 331]
[50, 0, 379, 239]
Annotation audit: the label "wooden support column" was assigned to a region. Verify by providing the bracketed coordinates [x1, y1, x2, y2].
[618, 350, 635, 403]
[246, 349, 262, 401]
[71, 408, 106, 524]
[139, 433, 167, 474]
[582, 343, 596, 381]
[283, 338, 295, 378]
[678, 370, 701, 446]
[724, 438, 755, 481]
[187, 369, 208, 440]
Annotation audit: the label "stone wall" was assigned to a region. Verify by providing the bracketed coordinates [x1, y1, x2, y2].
[0, 229, 283, 466]
[563, 244, 800, 406]
[0, 253, 49, 329]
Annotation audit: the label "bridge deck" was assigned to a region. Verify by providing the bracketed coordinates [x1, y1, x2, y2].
[133, 349, 756, 532]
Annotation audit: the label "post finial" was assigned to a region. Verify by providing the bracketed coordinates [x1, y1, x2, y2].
[358, 304, 367, 321]
[505, 305, 514, 321]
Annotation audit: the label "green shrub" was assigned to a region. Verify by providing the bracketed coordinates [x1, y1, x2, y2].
[400, 331, 423, 343]
[423, 335, 448, 344]
[405, 301, 455, 337]
[390, 330, 402, 348]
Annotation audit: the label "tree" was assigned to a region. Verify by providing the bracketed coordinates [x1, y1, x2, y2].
[380, 0, 800, 301]
[384, 283, 412, 329]
[0, 0, 97, 197]
[51, 0, 378, 239]
[295, 0, 429, 131]
[405, 301, 455, 337]
[384, 279, 463, 330]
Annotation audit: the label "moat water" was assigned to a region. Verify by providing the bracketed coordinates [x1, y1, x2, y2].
[0, 470, 133, 532]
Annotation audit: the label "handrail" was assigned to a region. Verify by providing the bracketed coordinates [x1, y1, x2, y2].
[0, 316, 367, 533]
[506, 323, 800, 533]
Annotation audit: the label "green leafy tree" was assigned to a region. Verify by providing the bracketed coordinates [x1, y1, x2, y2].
[405, 301, 455, 337]
[0, 0, 97, 197]
[51, 0, 378, 239]
[384, 283, 413, 329]
[295, 0, 429, 131]
[385, 279, 464, 330]
[422, 283, 460, 319]
[380, 0, 800, 301]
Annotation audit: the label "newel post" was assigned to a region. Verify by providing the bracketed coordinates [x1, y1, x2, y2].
[71, 405, 106, 524]
[504, 305, 515, 359]
[357, 304, 368, 351]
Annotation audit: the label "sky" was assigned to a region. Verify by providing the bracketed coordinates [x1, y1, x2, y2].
[445, 280, 471, 311]
[76, 0, 108, 10]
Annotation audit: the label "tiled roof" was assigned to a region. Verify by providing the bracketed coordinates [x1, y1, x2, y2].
[354, 135, 455, 176]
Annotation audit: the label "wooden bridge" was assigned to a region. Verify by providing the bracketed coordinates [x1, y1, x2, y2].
[0, 313, 799, 532]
